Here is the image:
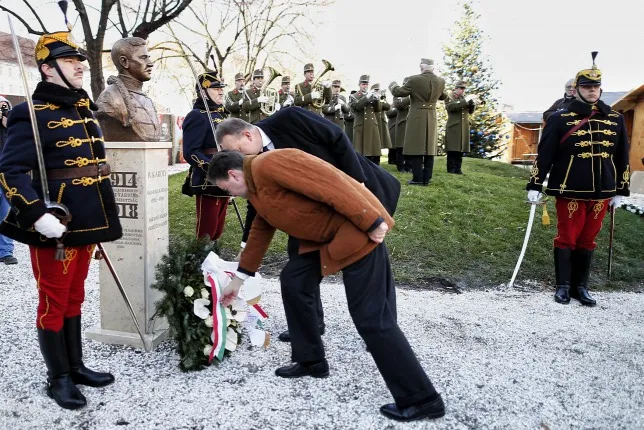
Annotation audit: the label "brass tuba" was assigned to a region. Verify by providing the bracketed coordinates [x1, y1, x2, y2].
[311, 59, 334, 109]
[259, 66, 282, 116]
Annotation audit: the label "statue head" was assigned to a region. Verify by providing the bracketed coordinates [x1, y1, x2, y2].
[111, 37, 153, 82]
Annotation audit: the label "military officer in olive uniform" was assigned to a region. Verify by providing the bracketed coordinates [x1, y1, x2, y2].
[225, 72, 247, 121]
[350, 75, 382, 164]
[277, 76, 295, 110]
[392, 80, 412, 172]
[182, 71, 229, 241]
[390, 58, 446, 185]
[371, 83, 392, 152]
[294, 63, 332, 115]
[344, 90, 356, 143]
[243, 69, 269, 124]
[322, 80, 350, 131]
[526, 52, 630, 307]
[0, 13, 121, 409]
[386, 104, 398, 165]
[444, 81, 477, 174]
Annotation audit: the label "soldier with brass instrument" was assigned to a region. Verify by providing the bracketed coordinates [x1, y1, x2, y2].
[243, 69, 269, 124]
[371, 83, 392, 154]
[181, 70, 230, 241]
[392, 78, 412, 172]
[225, 72, 247, 121]
[276, 75, 295, 111]
[390, 58, 447, 185]
[344, 91, 356, 143]
[0, 4, 121, 409]
[350, 75, 383, 164]
[526, 52, 630, 307]
[444, 80, 478, 175]
[322, 79, 350, 131]
[295, 62, 333, 115]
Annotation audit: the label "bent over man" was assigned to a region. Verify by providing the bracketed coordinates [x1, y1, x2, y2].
[0, 21, 122, 409]
[526, 53, 630, 306]
[209, 149, 445, 422]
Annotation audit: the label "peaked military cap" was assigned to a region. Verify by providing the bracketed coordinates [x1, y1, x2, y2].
[370, 83, 380, 90]
[332, 79, 341, 86]
[252, 69, 264, 79]
[303, 63, 314, 72]
[574, 51, 602, 86]
[35, 1, 85, 64]
[281, 76, 291, 84]
[234, 72, 245, 81]
[455, 81, 467, 88]
[359, 74, 370, 83]
[420, 58, 434, 66]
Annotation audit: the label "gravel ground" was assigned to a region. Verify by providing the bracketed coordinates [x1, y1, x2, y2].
[1, 243, 643, 430]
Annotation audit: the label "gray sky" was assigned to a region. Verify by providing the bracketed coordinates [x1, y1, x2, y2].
[1, 0, 642, 113]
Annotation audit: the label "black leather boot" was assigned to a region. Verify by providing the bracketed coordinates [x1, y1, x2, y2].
[573, 249, 597, 307]
[554, 248, 572, 304]
[37, 328, 86, 409]
[422, 168, 431, 185]
[64, 316, 115, 387]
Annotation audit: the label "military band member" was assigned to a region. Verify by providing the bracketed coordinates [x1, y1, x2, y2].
[294, 63, 332, 115]
[344, 91, 356, 143]
[225, 72, 247, 121]
[181, 71, 230, 241]
[390, 58, 447, 185]
[526, 52, 630, 307]
[243, 69, 269, 124]
[392, 80, 412, 172]
[386, 104, 398, 165]
[322, 79, 350, 131]
[350, 75, 383, 164]
[277, 75, 295, 111]
[372, 83, 392, 152]
[0, 11, 121, 409]
[444, 81, 477, 174]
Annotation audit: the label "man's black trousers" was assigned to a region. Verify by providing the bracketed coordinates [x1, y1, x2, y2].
[280, 240, 437, 407]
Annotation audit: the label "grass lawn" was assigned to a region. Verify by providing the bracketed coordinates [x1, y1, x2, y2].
[168, 156, 643, 291]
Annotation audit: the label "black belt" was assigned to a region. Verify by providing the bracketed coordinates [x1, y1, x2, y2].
[34, 163, 111, 180]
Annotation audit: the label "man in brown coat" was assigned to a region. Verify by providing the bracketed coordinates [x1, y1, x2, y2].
[390, 58, 446, 185]
[208, 149, 445, 422]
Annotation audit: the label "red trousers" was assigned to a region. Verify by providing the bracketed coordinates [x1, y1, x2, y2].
[196, 195, 229, 241]
[554, 197, 609, 250]
[30, 245, 95, 331]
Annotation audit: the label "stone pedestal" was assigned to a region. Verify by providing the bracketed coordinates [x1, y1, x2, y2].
[631, 171, 644, 194]
[86, 142, 171, 350]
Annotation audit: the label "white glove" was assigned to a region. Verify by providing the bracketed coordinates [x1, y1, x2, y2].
[465, 94, 475, 102]
[310, 90, 321, 100]
[527, 190, 542, 203]
[334, 103, 342, 111]
[366, 90, 374, 99]
[322, 80, 331, 88]
[274, 102, 281, 111]
[238, 99, 244, 106]
[609, 195, 624, 207]
[283, 98, 293, 107]
[257, 96, 269, 103]
[34, 213, 67, 238]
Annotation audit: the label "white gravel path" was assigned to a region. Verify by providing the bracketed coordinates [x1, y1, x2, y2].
[1, 242, 643, 430]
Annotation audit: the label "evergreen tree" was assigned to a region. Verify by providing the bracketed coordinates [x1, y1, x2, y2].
[438, 0, 506, 159]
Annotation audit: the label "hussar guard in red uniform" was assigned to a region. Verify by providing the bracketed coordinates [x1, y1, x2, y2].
[526, 52, 630, 306]
[0, 2, 122, 409]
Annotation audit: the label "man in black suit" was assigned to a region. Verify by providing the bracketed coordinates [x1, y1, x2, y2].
[214, 106, 400, 374]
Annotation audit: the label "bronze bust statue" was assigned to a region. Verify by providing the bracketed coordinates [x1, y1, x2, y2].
[96, 37, 161, 141]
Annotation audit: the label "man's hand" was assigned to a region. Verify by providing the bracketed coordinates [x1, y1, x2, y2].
[221, 276, 243, 307]
[609, 195, 624, 207]
[257, 95, 269, 103]
[238, 99, 244, 106]
[527, 190, 542, 203]
[34, 213, 66, 238]
[310, 90, 321, 100]
[322, 80, 331, 88]
[334, 103, 342, 111]
[366, 90, 374, 99]
[274, 102, 281, 111]
[368, 222, 389, 244]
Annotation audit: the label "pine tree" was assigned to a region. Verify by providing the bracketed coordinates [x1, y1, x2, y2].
[438, 0, 506, 159]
